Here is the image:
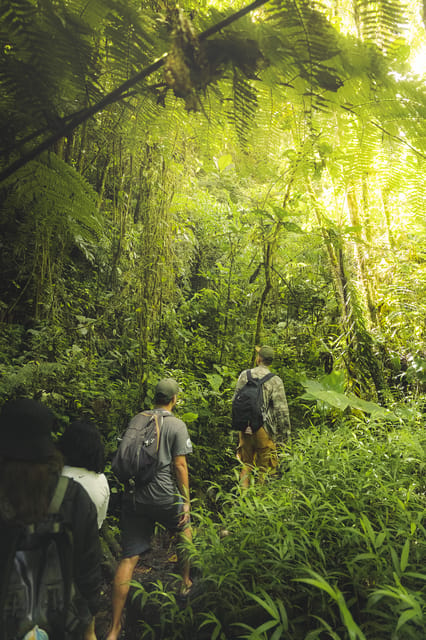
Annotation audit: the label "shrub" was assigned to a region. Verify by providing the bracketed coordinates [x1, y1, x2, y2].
[132, 417, 426, 639]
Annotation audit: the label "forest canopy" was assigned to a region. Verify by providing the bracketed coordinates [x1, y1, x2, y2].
[0, 0, 425, 638]
[2, 0, 426, 403]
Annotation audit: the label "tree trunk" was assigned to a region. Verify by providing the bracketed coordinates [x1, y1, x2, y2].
[253, 241, 272, 363]
[346, 187, 377, 325]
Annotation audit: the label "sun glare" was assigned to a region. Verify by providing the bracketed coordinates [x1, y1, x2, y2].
[411, 47, 426, 75]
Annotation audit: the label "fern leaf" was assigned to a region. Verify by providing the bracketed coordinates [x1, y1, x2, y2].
[0, 151, 101, 243]
[228, 71, 258, 146]
[355, 0, 409, 53]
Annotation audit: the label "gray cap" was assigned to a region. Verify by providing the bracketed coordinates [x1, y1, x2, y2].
[154, 378, 180, 399]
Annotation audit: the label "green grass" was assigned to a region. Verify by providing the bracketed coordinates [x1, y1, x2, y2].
[133, 416, 426, 639]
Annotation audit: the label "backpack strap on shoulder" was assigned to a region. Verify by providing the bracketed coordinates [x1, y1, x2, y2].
[49, 476, 69, 514]
[141, 409, 170, 420]
[47, 476, 70, 535]
[136, 410, 163, 450]
[259, 372, 276, 385]
[153, 413, 162, 453]
[246, 369, 253, 382]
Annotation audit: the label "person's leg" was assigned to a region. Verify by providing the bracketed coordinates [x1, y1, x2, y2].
[179, 523, 193, 592]
[240, 464, 251, 488]
[254, 427, 277, 483]
[106, 497, 153, 640]
[237, 431, 255, 489]
[106, 554, 139, 640]
[156, 502, 193, 593]
[83, 616, 97, 640]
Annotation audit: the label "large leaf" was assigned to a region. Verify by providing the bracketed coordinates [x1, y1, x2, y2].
[300, 375, 389, 416]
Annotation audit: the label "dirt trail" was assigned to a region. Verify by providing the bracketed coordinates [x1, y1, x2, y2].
[96, 531, 182, 640]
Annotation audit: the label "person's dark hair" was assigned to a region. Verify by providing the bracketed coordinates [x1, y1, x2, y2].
[58, 421, 105, 473]
[0, 450, 64, 525]
[153, 378, 179, 406]
[154, 392, 173, 405]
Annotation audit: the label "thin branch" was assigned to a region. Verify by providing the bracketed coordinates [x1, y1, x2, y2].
[339, 104, 426, 160]
[0, 55, 166, 184]
[198, 0, 270, 41]
[0, 0, 272, 184]
[370, 121, 426, 160]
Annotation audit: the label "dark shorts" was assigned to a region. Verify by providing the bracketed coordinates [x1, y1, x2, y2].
[120, 495, 185, 558]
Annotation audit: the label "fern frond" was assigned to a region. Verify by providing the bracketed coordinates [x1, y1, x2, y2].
[393, 155, 426, 218]
[0, 0, 97, 157]
[265, 0, 344, 93]
[354, 0, 409, 53]
[247, 83, 293, 163]
[228, 71, 258, 146]
[0, 0, 161, 162]
[102, 2, 160, 85]
[0, 151, 101, 243]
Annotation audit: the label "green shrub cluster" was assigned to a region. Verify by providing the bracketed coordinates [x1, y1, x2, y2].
[134, 418, 425, 639]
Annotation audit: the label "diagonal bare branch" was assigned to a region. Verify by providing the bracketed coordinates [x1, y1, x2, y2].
[0, 0, 272, 184]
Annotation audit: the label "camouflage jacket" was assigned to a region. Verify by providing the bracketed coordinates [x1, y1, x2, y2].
[233, 365, 291, 440]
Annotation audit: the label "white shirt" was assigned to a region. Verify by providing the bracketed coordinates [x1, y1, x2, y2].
[62, 465, 110, 528]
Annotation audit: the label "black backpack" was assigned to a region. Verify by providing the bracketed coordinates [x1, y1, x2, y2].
[232, 370, 275, 432]
[112, 410, 167, 487]
[0, 476, 83, 640]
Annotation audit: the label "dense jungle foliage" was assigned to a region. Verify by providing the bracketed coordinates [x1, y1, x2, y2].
[1, 0, 425, 637]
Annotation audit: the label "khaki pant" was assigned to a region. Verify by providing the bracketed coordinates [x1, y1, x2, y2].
[237, 426, 278, 475]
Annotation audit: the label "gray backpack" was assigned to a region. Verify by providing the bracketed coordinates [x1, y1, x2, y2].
[112, 410, 169, 487]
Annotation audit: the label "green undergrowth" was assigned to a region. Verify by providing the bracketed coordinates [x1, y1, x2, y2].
[132, 417, 425, 639]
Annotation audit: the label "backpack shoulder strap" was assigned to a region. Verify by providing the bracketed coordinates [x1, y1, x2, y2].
[259, 372, 276, 386]
[246, 369, 254, 382]
[129, 411, 155, 429]
[48, 476, 69, 514]
[141, 409, 170, 423]
[132, 411, 163, 451]
[41, 476, 70, 535]
[152, 413, 162, 452]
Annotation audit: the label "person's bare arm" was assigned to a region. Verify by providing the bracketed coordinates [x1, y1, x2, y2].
[174, 455, 190, 526]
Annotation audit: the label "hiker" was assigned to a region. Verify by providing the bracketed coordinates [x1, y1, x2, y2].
[233, 345, 291, 487]
[59, 420, 110, 529]
[58, 421, 110, 640]
[0, 398, 102, 640]
[106, 378, 193, 640]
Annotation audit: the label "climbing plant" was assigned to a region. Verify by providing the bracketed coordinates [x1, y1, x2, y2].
[1, 0, 426, 417]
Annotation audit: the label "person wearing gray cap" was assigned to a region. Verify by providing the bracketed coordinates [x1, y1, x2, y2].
[107, 378, 193, 640]
[234, 346, 291, 487]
